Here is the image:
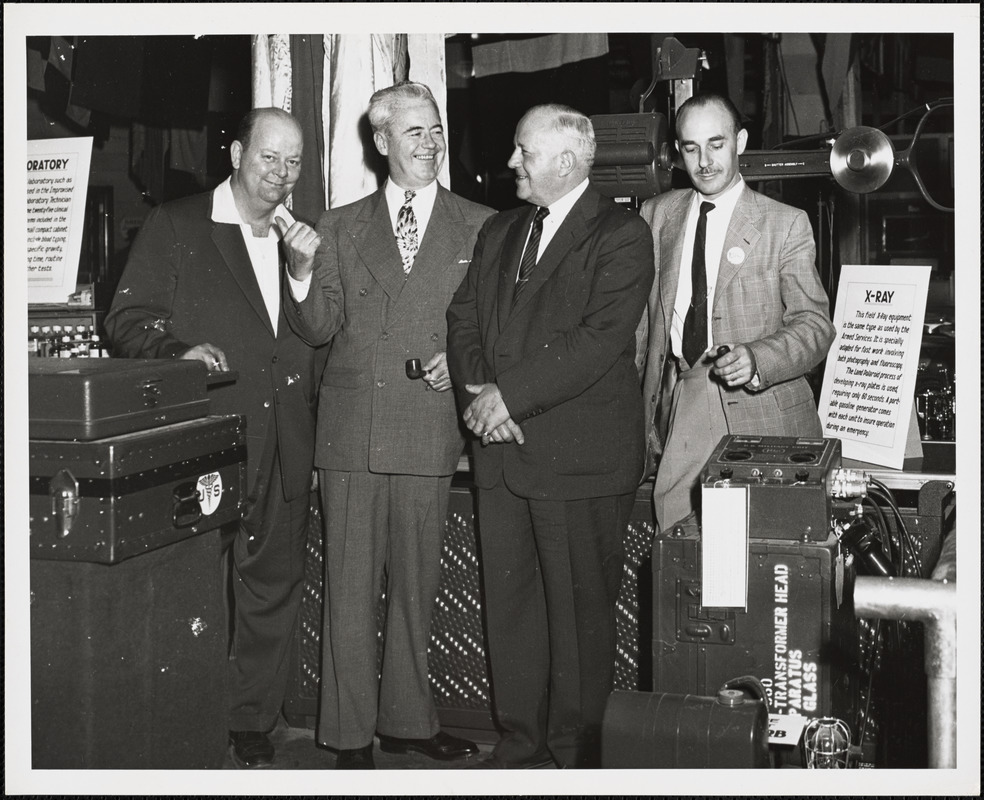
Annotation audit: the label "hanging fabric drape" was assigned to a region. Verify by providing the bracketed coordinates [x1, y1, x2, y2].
[252, 33, 449, 212]
[252, 34, 293, 111]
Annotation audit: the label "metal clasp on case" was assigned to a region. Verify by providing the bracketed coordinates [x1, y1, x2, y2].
[172, 481, 203, 528]
[50, 468, 80, 538]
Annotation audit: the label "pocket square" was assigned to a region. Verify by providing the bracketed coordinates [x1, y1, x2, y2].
[458, 259, 471, 264]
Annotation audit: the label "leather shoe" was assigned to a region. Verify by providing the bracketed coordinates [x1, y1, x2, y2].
[377, 730, 479, 761]
[229, 730, 274, 769]
[336, 743, 375, 769]
[467, 752, 554, 769]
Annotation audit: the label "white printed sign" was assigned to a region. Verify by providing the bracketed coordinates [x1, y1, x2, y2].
[27, 137, 93, 304]
[700, 485, 748, 608]
[818, 264, 931, 468]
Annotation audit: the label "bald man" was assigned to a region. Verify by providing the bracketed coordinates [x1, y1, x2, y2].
[106, 107, 323, 769]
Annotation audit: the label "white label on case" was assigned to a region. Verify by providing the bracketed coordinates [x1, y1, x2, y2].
[197, 471, 223, 515]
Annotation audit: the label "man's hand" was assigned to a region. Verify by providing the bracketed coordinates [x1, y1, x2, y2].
[481, 418, 525, 446]
[709, 343, 757, 387]
[421, 352, 452, 393]
[275, 216, 321, 281]
[463, 383, 512, 435]
[181, 343, 229, 372]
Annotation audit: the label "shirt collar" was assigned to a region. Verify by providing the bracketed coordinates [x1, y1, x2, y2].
[544, 177, 590, 223]
[211, 176, 294, 231]
[694, 176, 745, 219]
[385, 178, 438, 208]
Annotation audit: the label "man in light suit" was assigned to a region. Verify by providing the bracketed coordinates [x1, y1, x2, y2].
[640, 93, 835, 530]
[105, 107, 323, 768]
[446, 104, 655, 768]
[282, 82, 491, 769]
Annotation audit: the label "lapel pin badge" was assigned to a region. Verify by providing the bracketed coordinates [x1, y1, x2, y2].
[727, 247, 746, 265]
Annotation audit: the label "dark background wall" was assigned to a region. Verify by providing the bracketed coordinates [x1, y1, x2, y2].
[26, 33, 954, 293]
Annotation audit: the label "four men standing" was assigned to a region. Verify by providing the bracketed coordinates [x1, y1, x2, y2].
[110, 83, 833, 770]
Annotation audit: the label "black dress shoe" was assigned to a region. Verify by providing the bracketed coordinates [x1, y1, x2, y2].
[229, 730, 274, 769]
[467, 752, 555, 769]
[377, 730, 479, 761]
[336, 743, 375, 769]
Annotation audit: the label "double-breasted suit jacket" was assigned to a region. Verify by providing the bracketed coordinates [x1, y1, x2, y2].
[640, 185, 836, 477]
[105, 190, 319, 499]
[284, 185, 494, 475]
[447, 184, 655, 499]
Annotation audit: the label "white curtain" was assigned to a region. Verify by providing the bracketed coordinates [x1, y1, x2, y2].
[252, 34, 293, 111]
[252, 33, 449, 211]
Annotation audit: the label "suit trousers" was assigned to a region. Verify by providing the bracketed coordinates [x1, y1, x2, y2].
[653, 359, 729, 531]
[228, 424, 310, 732]
[477, 484, 631, 768]
[317, 470, 450, 749]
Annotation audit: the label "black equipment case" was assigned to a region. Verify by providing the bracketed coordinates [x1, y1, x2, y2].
[28, 358, 211, 441]
[652, 516, 861, 725]
[30, 414, 247, 562]
[29, 414, 247, 768]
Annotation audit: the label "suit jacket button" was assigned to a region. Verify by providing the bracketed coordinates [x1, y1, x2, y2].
[263, 401, 271, 408]
[376, 380, 385, 388]
[431, 333, 439, 341]
[359, 288, 368, 296]
[272, 355, 279, 363]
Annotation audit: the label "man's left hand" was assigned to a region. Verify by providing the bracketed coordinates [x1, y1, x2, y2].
[275, 216, 321, 280]
[463, 383, 511, 435]
[422, 352, 452, 392]
[709, 343, 757, 387]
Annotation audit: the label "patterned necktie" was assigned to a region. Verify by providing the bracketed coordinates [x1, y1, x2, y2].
[513, 206, 550, 304]
[396, 189, 418, 274]
[682, 201, 715, 367]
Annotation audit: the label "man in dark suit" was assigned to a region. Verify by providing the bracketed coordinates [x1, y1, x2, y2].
[446, 104, 655, 769]
[282, 82, 491, 769]
[640, 93, 835, 530]
[105, 107, 323, 769]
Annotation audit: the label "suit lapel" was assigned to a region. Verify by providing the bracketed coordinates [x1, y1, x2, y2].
[657, 191, 693, 336]
[714, 186, 762, 306]
[210, 219, 275, 337]
[349, 189, 407, 303]
[495, 211, 530, 331]
[392, 188, 470, 324]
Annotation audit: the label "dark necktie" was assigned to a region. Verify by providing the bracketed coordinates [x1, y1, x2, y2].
[682, 201, 715, 367]
[396, 189, 418, 273]
[513, 206, 550, 304]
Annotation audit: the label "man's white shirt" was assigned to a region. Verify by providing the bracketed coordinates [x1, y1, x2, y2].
[212, 176, 293, 336]
[515, 177, 590, 281]
[670, 177, 745, 359]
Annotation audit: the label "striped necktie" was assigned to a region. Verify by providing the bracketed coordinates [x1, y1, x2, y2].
[513, 206, 549, 304]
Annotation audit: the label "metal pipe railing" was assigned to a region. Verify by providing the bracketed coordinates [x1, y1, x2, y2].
[853, 575, 957, 768]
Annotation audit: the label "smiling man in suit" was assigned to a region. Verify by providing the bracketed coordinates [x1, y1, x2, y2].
[446, 104, 654, 768]
[640, 93, 835, 531]
[105, 107, 323, 769]
[282, 81, 491, 769]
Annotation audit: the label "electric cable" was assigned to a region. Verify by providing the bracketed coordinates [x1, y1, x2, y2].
[868, 480, 921, 576]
